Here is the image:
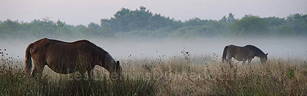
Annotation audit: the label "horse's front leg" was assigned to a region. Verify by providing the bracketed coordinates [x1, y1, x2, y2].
[87, 70, 94, 80]
[242, 60, 246, 64]
[247, 58, 253, 64]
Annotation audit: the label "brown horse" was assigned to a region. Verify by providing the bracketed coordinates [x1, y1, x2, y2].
[25, 38, 122, 79]
[222, 45, 268, 65]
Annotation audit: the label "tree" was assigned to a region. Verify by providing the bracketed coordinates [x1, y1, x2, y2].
[100, 6, 179, 32]
[220, 13, 236, 24]
[232, 15, 269, 35]
[227, 13, 235, 23]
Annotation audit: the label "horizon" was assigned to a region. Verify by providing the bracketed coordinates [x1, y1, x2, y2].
[0, 8, 305, 26]
[1, 0, 306, 25]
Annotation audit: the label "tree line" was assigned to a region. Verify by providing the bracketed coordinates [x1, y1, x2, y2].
[1, 6, 306, 39]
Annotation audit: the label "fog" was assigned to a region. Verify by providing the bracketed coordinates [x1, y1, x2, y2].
[1, 37, 307, 62]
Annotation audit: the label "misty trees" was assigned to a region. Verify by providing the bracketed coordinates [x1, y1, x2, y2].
[0, 7, 307, 39]
[0, 20, 20, 38]
[229, 13, 307, 36]
[221, 13, 236, 24]
[231, 15, 269, 35]
[100, 7, 180, 33]
[285, 14, 307, 35]
[100, 10, 307, 37]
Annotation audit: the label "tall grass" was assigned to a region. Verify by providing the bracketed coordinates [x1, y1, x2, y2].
[121, 54, 307, 96]
[0, 49, 307, 95]
[0, 64, 157, 96]
[0, 50, 157, 96]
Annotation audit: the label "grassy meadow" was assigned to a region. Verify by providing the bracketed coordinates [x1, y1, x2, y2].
[0, 50, 307, 96]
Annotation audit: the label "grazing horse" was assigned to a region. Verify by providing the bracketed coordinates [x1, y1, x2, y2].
[25, 38, 122, 79]
[222, 45, 268, 65]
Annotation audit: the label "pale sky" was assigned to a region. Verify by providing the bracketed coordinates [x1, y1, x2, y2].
[1, 0, 306, 25]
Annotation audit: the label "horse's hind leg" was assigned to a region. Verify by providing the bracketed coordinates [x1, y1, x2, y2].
[227, 57, 232, 64]
[227, 57, 233, 68]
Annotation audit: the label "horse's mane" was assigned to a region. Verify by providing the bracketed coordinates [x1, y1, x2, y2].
[244, 45, 265, 55]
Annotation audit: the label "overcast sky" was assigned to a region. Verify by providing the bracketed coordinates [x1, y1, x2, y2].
[1, 0, 306, 25]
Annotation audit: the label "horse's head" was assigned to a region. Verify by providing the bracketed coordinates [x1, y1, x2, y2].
[101, 53, 123, 80]
[109, 61, 122, 80]
[260, 53, 268, 64]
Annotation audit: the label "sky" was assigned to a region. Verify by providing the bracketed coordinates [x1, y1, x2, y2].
[0, 0, 306, 25]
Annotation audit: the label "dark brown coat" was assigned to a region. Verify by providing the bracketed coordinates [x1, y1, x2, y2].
[222, 45, 268, 65]
[25, 38, 121, 79]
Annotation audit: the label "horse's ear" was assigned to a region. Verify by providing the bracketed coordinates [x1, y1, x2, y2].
[116, 61, 120, 65]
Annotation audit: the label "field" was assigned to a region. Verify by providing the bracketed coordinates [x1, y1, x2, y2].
[1, 0, 307, 95]
[1, 50, 307, 96]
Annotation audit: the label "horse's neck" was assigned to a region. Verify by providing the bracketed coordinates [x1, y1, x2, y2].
[255, 52, 264, 58]
[101, 53, 115, 71]
[249, 47, 263, 57]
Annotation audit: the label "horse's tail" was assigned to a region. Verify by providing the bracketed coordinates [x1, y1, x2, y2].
[25, 43, 33, 75]
[222, 46, 229, 63]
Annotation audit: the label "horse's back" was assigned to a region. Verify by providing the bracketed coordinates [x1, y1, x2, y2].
[46, 39, 100, 51]
[224, 44, 254, 61]
[46, 39, 102, 59]
[31, 38, 104, 73]
[244, 45, 257, 49]
[225, 45, 243, 53]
